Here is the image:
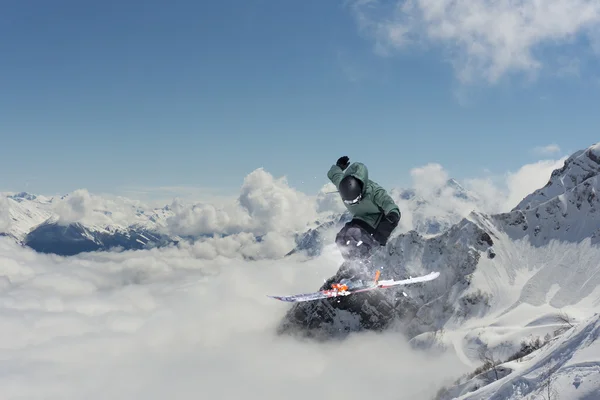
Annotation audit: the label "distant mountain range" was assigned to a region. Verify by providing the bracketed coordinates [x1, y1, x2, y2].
[0, 191, 177, 256]
[0, 174, 484, 257]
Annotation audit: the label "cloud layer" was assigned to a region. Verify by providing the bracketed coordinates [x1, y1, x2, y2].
[0, 238, 464, 399]
[350, 0, 600, 83]
[464, 157, 567, 213]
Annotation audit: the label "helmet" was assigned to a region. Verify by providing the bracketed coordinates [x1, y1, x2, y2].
[339, 175, 363, 204]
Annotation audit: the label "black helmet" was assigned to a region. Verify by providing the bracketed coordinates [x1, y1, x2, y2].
[339, 175, 363, 204]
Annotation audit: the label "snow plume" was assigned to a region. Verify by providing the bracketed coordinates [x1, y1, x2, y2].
[0, 237, 464, 400]
[350, 0, 600, 84]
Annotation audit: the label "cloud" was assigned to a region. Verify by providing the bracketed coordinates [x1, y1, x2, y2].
[167, 199, 250, 237]
[315, 182, 346, 214]
[463, 157, 567, 212]
[349, 0, 600, 84]
[532, 144, 561, 156]
[185, 231, 296, 260]
[115, 185, 237, 208]
[163, 168, 325, 259]
[405, 162, 480, 216]
[166, 168, 320, 239]
[396, 156, 567, 225]
[53, 189, 96, 225]
[0, 237, 464, 400]
[504, 158, 567, 208]
[52, 189, 156, 227]
[410, 163, 450, 196]
[238, 168, 319, 234]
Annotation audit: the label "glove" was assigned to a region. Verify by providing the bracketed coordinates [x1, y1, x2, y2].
[373, 211, 400, 245]
[336, 156, 350, 170]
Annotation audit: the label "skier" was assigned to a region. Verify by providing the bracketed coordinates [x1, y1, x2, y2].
[327, 156, 401, 263]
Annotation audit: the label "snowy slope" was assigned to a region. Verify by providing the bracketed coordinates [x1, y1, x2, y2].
[437, 313, 600, 400]
[0, 192, 55, 241]
[495, 143, 600, 246]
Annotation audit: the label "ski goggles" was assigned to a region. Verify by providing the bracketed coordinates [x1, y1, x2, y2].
[343, 193, 362, 205]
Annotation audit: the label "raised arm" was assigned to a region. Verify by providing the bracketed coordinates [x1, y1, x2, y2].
[327, 156, 350, 188]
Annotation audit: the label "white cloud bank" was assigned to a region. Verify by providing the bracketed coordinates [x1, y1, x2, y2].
[166, 168, 319, 237]
[533, 143, 561, 156]
[0, 238, 464, 400]
[350, 0, 600, 83]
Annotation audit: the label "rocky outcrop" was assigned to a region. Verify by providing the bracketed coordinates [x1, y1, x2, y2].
[277, 215, 497, 340]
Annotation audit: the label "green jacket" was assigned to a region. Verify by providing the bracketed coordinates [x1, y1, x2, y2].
[327, 162, 400, 229]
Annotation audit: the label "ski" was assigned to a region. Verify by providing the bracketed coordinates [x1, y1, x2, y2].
[268, 270, 440, 303]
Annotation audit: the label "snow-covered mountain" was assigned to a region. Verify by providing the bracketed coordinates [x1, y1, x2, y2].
[278, 142, 600, 398]
[0, 191, 178, 255]
[495, 143, 600, 246]
[436, 313, 600, 399]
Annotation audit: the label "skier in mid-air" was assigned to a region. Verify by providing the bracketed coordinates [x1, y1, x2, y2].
[328, 156, 401, 264]
[266, 158, 435, 304]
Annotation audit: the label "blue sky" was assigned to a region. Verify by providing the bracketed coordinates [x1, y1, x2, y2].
[2, 0, 600, 200]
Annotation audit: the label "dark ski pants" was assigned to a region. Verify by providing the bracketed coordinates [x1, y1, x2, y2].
[335, 218, 381, 261]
